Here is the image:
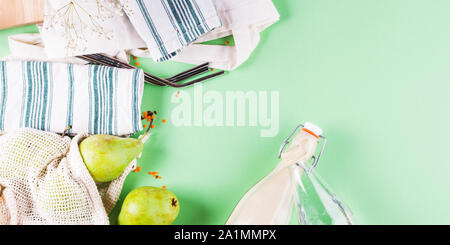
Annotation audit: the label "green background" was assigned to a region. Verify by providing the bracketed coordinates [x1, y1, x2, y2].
[1, 0, 450, 225]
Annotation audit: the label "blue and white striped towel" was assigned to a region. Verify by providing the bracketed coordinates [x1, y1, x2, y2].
[0, 61, 144, 136]
[125, 0, 222, 62]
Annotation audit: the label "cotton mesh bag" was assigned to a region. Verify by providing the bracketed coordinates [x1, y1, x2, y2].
[0, 128, 138, 225]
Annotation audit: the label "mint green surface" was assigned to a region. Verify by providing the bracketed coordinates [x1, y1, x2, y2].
[1, 0, 450, 225]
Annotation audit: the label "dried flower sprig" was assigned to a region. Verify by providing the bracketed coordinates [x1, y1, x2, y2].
[97, 0, 134, 17]
[43, 0, 130, 55]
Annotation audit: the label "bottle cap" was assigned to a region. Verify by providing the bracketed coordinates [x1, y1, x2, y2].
[303, 122, 323, 137]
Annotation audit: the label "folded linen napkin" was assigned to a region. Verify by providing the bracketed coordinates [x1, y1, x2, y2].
[123, 0, 222, 62]
[0, 61, 144, 136]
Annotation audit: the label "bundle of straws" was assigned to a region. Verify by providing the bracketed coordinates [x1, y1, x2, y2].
[78, 53, 225, 88]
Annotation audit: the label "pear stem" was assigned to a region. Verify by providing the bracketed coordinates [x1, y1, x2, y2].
[139, 110, 156, 143]
[62, 125, 72, 137]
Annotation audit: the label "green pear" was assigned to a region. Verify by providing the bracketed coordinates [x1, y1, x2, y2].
[118, 186, 180, 225]
[79, 135, 143, 183]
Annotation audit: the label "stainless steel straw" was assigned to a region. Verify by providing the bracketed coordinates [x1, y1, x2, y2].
[77, 54, 225, 87]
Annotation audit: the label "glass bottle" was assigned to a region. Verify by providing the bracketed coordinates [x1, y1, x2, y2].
[226, 122, 325, 225]
[289, 160, 354, 225]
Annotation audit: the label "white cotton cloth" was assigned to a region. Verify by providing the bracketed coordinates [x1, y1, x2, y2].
[6, 33, 87, 64]
[6, 33, 131, 64]
[172, 0, 280, 70]
[12, 0, 279, 70]
[124, 0, 222, 62]
[0, 60, 144, 136]
[41, 0, 146, 58]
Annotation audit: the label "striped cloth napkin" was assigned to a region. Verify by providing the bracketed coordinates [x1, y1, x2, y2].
[124, 0, 222, 62]
[0, 61, 144, 136]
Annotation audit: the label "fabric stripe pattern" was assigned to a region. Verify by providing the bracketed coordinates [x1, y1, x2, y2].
[21, 61, 52, 131]
[132, 69, 141, 132]
[192, 0, 211, 31]
[89, 65, 118, 135]
[126, 0, 222, 62]
[0, 61, 144, 136]
[66, 64, 74, 133]
[160, 0, 185, 46]
[136, 0, 169, 59]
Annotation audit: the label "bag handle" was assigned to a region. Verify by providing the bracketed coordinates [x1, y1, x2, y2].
[171, 0, 280, 70]
[171, 26, 260, 71]
[6, 33, 129, 64]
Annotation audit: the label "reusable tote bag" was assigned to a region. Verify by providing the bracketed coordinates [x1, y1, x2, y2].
[171, 0, 280, 70]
